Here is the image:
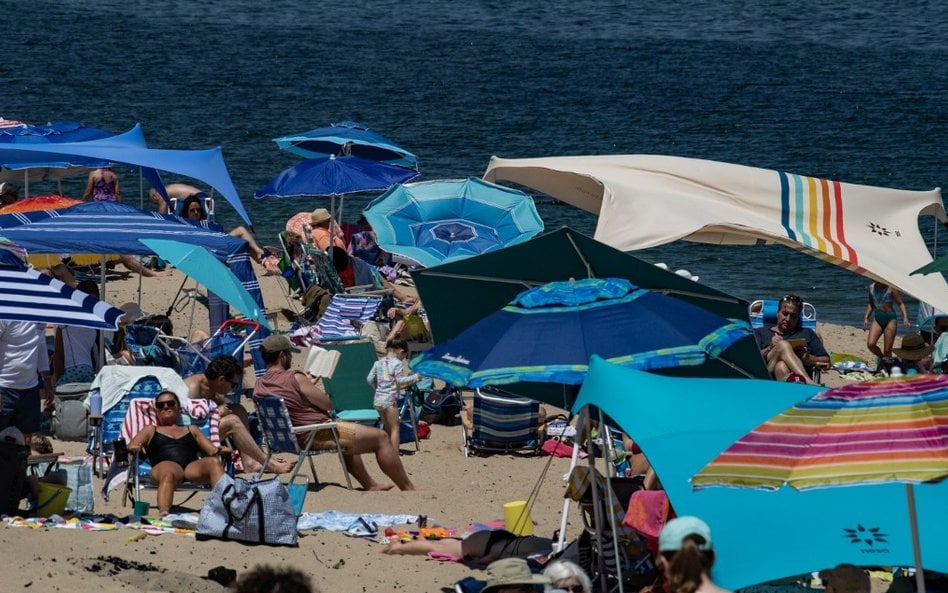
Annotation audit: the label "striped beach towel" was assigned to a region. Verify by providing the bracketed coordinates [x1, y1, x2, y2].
[120, 398, 221, 446]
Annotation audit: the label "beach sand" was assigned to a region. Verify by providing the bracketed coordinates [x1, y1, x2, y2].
[0, 264, 877, 593]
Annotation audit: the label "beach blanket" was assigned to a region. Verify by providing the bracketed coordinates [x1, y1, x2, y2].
[297, 510, 418, 534]
[88, 366, 192, 413]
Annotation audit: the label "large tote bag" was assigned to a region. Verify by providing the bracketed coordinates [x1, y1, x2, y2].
[196, 474, 298, 546]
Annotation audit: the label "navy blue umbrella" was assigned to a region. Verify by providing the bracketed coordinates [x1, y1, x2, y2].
[273, 120, 418, 170]
[412, 277, 757, 390]
[253, 155, 419, 199]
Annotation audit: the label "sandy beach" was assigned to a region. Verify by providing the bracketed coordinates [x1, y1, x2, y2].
[0, 264, 876, 593]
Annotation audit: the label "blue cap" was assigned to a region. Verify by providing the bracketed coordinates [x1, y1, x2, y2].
[659, 516, 713, 552]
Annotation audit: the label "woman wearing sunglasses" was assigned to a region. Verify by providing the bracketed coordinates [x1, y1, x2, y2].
[127, 391, 226, 516]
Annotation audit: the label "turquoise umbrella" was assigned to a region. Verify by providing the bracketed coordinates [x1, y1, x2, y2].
[139, 238, 269, 328]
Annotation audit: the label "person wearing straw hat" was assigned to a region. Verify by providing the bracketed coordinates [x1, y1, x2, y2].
[309, 208, 346, 251]
[892, 333, 935, 373]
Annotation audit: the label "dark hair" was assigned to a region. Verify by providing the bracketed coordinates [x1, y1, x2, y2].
[144, 314, 174, 335]
[155, 390, 181, 407]
[261, 346, 283, 365]
[780, 294, 803, 308]
[76, 279, 100, 299]
[180, 195, 207, 220]
[206, 355, 242, 381]
[234, 564, 315, 593]
[663, 536, 715, 593]
[387, 339, 409, 353]
[330, 246, 350, 272]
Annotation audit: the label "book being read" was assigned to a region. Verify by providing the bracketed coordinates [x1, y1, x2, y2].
[305, 346, 341, 378]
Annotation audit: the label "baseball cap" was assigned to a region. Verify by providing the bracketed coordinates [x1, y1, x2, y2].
[658, 516, 713, 553]
[261, 334, 299, 353]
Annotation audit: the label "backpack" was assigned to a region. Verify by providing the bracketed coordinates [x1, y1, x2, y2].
[420, 387, 462, 426]
[52, 382, 92, 441]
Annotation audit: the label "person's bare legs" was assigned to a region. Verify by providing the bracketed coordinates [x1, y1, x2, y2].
[343, 453, 393, 491]
[377, 405, 400, 452]
[183, 456, 225, 487]
[340, 422, 415, 490]
[150, 461, 185, 516]
[881, 318, 898, 358]
[383, 537, 463, 556]
[121, 255, 172, 277]
[218, 413, 295, 474]
[765, 341, 815, 384]
[867, 320, 885, 360]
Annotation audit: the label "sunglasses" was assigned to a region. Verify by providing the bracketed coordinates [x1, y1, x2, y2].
[155, 400, 178, 409]
[781, 294, 803, 304]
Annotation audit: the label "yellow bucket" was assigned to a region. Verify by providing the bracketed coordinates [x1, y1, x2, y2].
[35, 482, 71, 518]
[503, 500, 534, 536]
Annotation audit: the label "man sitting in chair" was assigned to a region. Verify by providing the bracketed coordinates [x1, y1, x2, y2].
[253, 335, 415, 491]
[185, 355, 295, 475]
[127, 391, 226, 516]
[753, 294, 829, 385]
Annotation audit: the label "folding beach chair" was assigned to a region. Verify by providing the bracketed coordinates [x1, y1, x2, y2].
[320, 340, 381, 425]
[120, 397, 229, 507]
[749, 298, 830, 382]
[315, 293, 385, 342]
[461, 387, 542, 457]
[254, 395, 352, 491]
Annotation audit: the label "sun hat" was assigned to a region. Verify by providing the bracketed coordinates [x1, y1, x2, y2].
[0, 182, 18, 196]
[658, 516, 713, 553]
[481, 558, 550, 593]
[892, 333, 933, 361]
[261, 334, 300, 353]
[818, 564, 870, 593]
[119, 302, 150, 322]
[310, 208, 332, 225]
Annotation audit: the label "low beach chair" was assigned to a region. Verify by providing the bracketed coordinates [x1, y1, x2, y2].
[120, 397, 228, 508]
[461, 387, 542, 457]
[320, 340, 381, 425]
[254, 395, 352, 491]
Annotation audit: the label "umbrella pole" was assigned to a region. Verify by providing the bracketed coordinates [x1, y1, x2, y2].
[599, 410, 625, 593]
[165, 275, 190, 317]
[585, 412, 609, 593]
[907, 483, 926, 593]
[557, 410, 582, 553]
[99, 255, 107, 364]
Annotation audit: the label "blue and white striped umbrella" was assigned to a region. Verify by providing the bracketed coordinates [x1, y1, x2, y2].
[0, 242, 123, 329]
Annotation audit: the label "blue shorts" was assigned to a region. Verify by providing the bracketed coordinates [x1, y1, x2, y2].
[0, 385, 41, 434]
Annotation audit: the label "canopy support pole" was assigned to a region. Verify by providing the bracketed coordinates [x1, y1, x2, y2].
[565, 231, 595, 279]
[907, 484, 926, 593]
[585, 412, 609, 593]
[600, 410, 625, 593]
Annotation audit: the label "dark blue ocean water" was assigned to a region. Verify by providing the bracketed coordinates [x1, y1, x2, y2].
[2, 0, 946, 325]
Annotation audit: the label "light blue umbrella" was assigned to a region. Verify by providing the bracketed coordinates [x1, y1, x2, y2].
[364, 177, 544, 268]
[273, 120, 418, 170]
[139, 238, 269, 328]
[573, 356, 948, 589]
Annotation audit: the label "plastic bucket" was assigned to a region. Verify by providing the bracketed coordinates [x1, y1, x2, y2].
[35, 482, 72, 517]
[503, 500, 534, 536]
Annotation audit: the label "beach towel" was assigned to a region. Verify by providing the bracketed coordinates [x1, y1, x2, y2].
[296, 510, 418, 533]
[88, 366, 192, 413]
[621, 490, 672, 543]
[119, 398, 219, 445]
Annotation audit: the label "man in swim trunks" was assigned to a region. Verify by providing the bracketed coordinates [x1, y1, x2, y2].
[753, 294, 829, 385]
[127, 391, 225, 516]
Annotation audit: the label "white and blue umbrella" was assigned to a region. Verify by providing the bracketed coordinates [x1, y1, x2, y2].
[0, 240, 123, 329]
[363, 177, 544, 268]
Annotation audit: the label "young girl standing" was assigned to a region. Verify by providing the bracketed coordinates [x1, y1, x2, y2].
[367, 339, 420, 451]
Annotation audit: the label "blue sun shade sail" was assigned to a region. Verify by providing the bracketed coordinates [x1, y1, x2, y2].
[0, 121, 114, 144]
[411, 278, 754, 386]
[364, 178, 544, 268]
[253, 155, 419, 199]
[0, 124, 252, 226]
[274, 121, 418, 170]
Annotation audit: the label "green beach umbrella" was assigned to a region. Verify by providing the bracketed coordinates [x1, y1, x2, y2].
[911, 253, 948, 276]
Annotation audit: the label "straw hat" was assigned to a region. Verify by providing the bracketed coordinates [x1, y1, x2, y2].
[481, 559, 550, 593]
[892, 333, 933, 361]
[310, 208, 332, 225]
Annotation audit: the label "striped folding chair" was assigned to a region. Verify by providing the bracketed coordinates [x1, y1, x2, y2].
[461, 387, 541, 457]
[254, 395, 352, 490]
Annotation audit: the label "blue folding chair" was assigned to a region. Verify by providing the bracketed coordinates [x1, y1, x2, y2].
[748, 299, 817, 329]
[461, 387, 542, 457]
[254, 395, 352, 491]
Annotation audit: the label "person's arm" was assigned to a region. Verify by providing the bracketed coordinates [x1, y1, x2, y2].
[803, 331, 830, 364]
[81, 171, 95, 200]
[190, 425, 221, 457]
[892, 289, 912, 328]
[366, 361, 378, 388]
[127, 424, 155, 451]
[864, 287, 874, 329]
[294, 372, 333, 412]
[394, 360, 419, 387]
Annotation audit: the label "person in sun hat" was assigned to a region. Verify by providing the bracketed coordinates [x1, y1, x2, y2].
[891, 332, 935, 373]
[308, 207, 346, 251]
[818, 564, 870, 593]
[655, 516, 732, 593]
[0, 182, 19, 205]
[480, 558, 550, 593]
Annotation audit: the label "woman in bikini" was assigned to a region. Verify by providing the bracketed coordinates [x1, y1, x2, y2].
[863, 281, 911, 363]
[81, 166, 121, 202]
[127, 391, 225, 516]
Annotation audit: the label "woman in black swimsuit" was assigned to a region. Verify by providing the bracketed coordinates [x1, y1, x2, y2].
[127, 391, 225, 516]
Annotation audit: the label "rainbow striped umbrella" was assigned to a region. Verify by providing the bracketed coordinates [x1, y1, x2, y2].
[693, 374, 948, 593]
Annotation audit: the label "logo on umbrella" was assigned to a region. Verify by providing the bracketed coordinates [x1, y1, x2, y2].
[441, 353, 471, 366]
[843, 524, 889, 552]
